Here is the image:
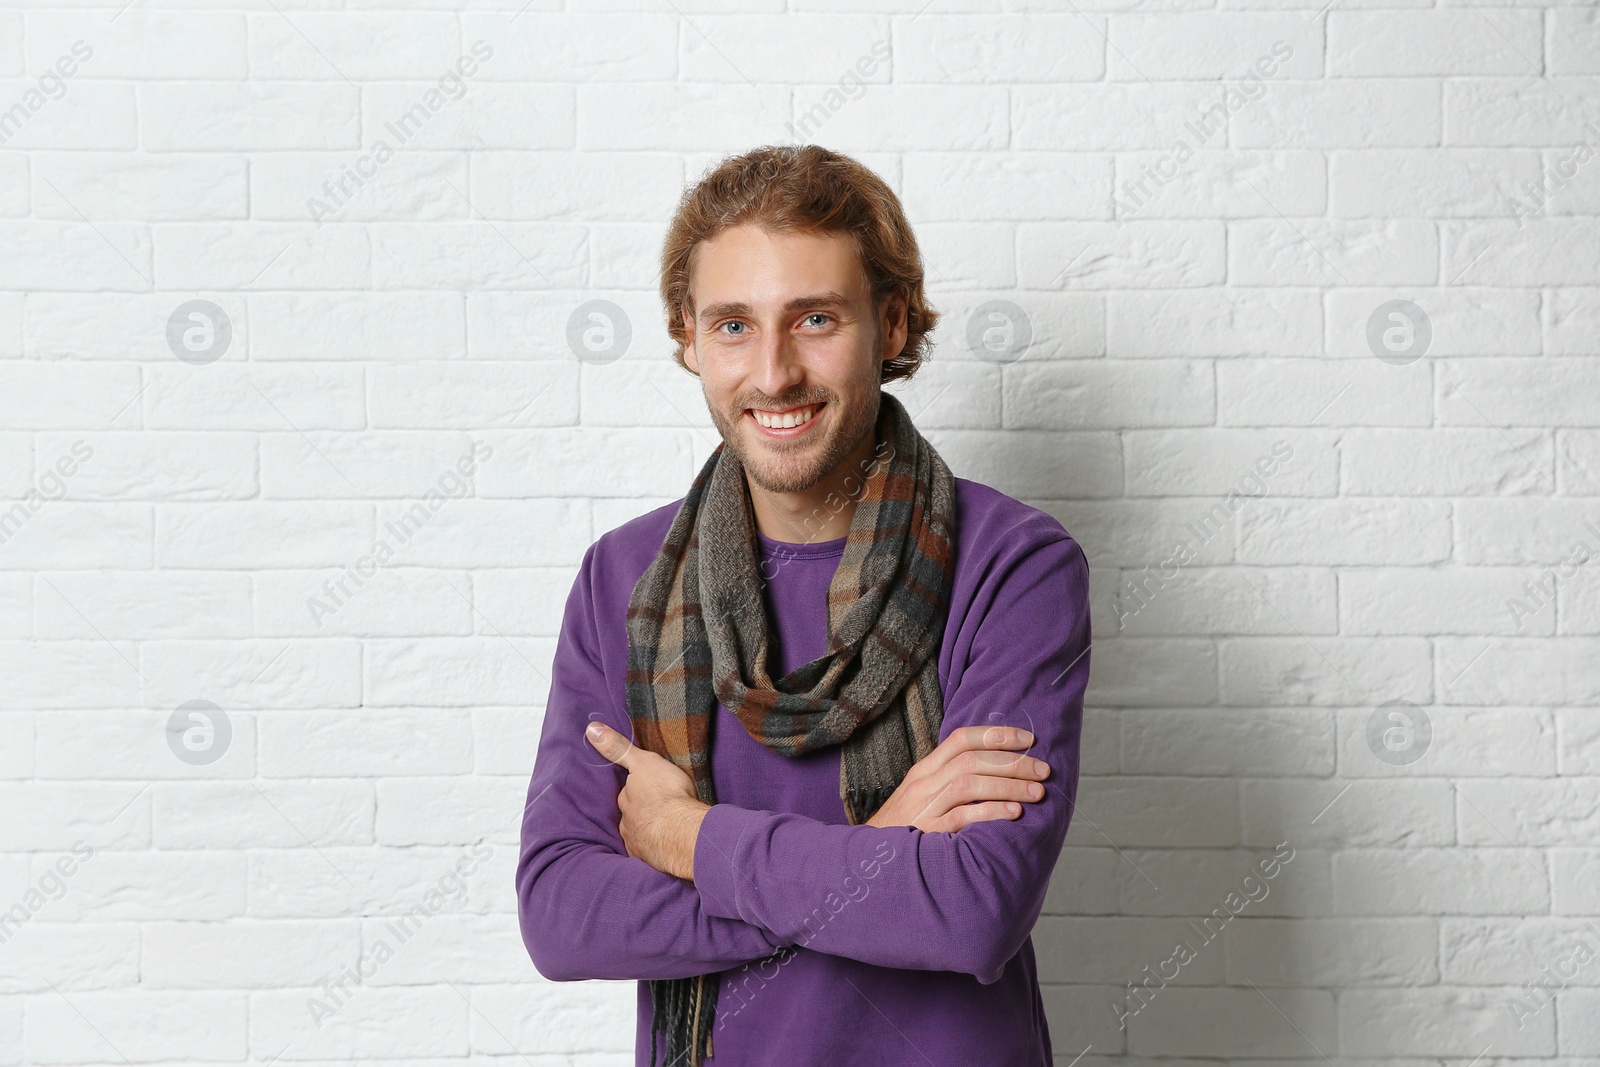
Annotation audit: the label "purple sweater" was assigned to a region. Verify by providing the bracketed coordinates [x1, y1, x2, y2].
[517, 477, 1092, 1067]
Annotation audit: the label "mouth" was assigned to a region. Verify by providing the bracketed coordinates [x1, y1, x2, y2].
[746, 402, 824, 439]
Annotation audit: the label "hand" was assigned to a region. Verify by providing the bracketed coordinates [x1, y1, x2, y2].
[865, 725, 1050, 834]
[586, 721, 710, 881]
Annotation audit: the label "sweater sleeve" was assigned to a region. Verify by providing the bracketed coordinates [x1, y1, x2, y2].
[690, 533, 1090, 985]
[516, 543, 789, 982]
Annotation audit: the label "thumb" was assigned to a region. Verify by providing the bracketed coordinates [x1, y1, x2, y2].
[586, 721, 635, 768]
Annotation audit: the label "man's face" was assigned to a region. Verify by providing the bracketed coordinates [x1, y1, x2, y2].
[681, 224, 903, 494]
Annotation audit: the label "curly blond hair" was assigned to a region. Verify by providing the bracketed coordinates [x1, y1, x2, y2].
[659, 144, 939, 384]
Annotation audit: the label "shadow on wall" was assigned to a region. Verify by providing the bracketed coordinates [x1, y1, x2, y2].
[894, 346, 1488, 1063]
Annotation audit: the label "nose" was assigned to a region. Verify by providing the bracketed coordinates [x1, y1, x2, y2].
[749, 329, 804, 401]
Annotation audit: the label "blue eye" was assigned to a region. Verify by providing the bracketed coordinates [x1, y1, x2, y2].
[722, 321, 747, 335]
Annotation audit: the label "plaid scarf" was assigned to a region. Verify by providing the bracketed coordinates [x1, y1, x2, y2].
[624, 392, 956, 1067]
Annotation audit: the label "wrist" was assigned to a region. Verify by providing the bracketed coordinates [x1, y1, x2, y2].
[679, 800, 711, 881]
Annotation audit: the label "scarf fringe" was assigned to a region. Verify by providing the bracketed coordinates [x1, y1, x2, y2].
[650, 973, 715, 1067]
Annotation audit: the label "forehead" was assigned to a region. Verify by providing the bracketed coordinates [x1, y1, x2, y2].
[688, 224, 868, 308]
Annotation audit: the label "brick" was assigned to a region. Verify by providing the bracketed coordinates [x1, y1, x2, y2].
[1109, 288, 1320, 357]
[924, 430, 1124, 499]
[1440, 357, 1600, 427]
[899, 15, 1102, 83]
[1334, 849, 1550, 915]
[1234, 79, 1441, 148]
[1340, 566, 1558, 636]
[1226, 918, 1439, 986]
[1118, 150, 1326, 221]
[1230, 219, 1438, 287]
[374, 775, 529, 846]
[0, 221, 151, 291]
[1327, 287, 1541, 358]
[369, 223, 586, 290]
[905, 152, 1107, 221]
[258, 710, 473, 778]
[25, 292, 248, 362]
[1065, 776, 1238, 848]
[1243, 779, 1456, 848]
[1121, 708, 1335, 777]
[1109, 566, 1335, 637]
[1340, 987, 1554, 1055]
[28, 12, 246, 80]
[154, 224, 370, 291]
[1109, 14, 1319, 79]
[1005, 362, 1213, 430]
[1124, 429, 1336, 496]
[463, 13, 677, 82]
[33, 152, 247, 220]
[151, 781, 373, 849]
[248, 987, 468, 1060]
[1330, 10, 1542, 75]
[1219, 636, 1432, 706]
[1337, 706, 1556, 777]
[255, 568, 473, 639]
[142, 83, 358, 151]
[1127, 987, 1334, 1057]
[154, 501, 370, 570]
[364, 638, 555, 710]
[25, 991, 246, 1062]
[1015, 84, 1228, 150]
[0, 80, 137, 150]
[1331, 149, 1542, 217]
[143, 920, 360, 989]
[140, 638, 363, 711]
[1019, 221, 1226, 289]
[251, 152, 469, 225]
[247, 13, 462, 80]
[1239, 500, 1452, 565]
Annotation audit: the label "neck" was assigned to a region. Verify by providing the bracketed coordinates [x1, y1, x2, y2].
[748, 423, 881, 545]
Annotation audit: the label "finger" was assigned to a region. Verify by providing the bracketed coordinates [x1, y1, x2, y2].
[585, 722, 636, 768]
[920, 724, 1036, 777]
[943, 801, 1023, 832]
[961, 748, 1052, 780]
[956, 773, 1048, 805]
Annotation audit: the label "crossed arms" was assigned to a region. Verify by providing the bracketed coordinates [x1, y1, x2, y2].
[515, 532, 1090, 985]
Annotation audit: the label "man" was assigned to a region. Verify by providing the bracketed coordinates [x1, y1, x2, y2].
[517, 144, 1091, 1067]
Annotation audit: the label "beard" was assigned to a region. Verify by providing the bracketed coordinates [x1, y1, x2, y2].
[707, 380, 881, 494]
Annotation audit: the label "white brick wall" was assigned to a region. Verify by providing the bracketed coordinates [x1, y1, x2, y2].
[1, 3, 1597, 1064]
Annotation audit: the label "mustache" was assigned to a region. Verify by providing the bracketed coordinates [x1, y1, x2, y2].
[734, 388, 833, 411]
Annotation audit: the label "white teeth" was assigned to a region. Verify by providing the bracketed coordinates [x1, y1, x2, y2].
[754, 406, 814, 429]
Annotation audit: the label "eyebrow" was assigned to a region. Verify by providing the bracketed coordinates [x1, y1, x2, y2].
[696, 291, 853, 324]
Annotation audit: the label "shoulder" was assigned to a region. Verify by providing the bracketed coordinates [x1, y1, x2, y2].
[950, 477, 1087, 575]
[576, 498, 684, 601]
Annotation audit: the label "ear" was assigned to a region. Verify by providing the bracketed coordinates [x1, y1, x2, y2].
[680, 307, 701, 375]
[879, 291, 909, 366]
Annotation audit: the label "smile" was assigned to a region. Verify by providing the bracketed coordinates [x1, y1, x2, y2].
[748, 403, 822, 433]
